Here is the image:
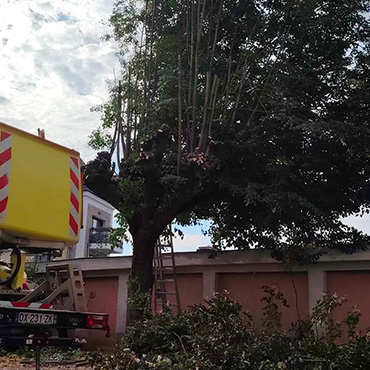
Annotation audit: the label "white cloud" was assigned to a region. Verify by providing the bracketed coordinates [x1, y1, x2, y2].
[0, 0, 120, 161]
[342, 214, 370, 235]
[120, 232, 211, 256]
[172, 233, 211, 252]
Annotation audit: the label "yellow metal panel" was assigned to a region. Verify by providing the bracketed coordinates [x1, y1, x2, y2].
[0, 122, 82, 245]
[11, 253, 25, 290]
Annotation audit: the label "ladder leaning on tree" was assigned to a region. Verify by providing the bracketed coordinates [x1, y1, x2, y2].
[153, 225, 181, 315]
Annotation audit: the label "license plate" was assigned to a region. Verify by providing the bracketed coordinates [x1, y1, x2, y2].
[17, 312, 56, 325]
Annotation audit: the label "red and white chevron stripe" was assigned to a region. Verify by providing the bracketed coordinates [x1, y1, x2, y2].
[0, 301, 52, 309]
[0, 131, 12, 222]
[69, 156, 80, 237]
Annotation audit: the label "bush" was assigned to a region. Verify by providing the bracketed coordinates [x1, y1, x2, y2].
[92, 289, 370, 370]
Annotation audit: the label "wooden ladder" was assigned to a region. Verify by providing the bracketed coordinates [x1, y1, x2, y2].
[153, 227, 181, 315]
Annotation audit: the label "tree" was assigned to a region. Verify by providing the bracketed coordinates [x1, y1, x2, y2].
[85, 0, 370, 316]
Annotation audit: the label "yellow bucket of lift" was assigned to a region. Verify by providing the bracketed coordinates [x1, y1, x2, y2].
[0, 122, 82, 248]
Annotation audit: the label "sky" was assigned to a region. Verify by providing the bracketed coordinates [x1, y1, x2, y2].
[0, 0, 120, 162]
[0, 0, 368, 253]
[119, 222, 212, 256]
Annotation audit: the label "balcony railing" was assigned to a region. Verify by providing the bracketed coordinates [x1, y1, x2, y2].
[88, 227, 112, 244]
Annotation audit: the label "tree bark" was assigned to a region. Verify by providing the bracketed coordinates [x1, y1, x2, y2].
[126, 189, 203, 322]
[127, 205, 171, 322]
[130, 228, 157, 296]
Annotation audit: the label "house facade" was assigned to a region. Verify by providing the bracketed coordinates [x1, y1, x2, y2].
[68, 185, 118, 258]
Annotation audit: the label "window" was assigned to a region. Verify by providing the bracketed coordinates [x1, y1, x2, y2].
[92, 217, 104, 228]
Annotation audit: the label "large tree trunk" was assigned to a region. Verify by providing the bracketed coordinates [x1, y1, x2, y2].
[127, 228, 158, 322]
[131, 229, 157, 294]
[127, 203, 171, 322]
[127, 200, 190, 321]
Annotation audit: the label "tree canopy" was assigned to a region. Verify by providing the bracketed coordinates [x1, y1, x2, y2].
[85, 0, 370, 296]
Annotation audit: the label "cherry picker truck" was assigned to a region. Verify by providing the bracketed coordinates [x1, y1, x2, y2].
[0, 122, 110, 369]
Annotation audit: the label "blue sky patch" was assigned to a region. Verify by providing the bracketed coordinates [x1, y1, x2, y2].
[0, 96, 8, 104]
[57, 12, 69, 22]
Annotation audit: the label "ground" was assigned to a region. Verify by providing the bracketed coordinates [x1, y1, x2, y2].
[0, 354, 91, 369]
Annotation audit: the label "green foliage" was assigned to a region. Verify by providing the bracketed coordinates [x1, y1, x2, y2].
[118, 177, 145, 219]
[310, 293, 347, 343]
[88, 127, 113, 151]
[85, 0, 370, 313]
[89, 82, 120, 150]
[87, 0, 370, 264]
[261, 285, 289, 334]
[104, 227, 127, 251]
[104, 212, 130, 251]
[92, 290, 370, 370]
[127, 276, 153, 322]
[24, 262, 45, 286]
[345, 308, 361, 340]
[92, 292, 253, 370]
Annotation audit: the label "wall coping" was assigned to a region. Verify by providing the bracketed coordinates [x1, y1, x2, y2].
[41, 248, 370, 274]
